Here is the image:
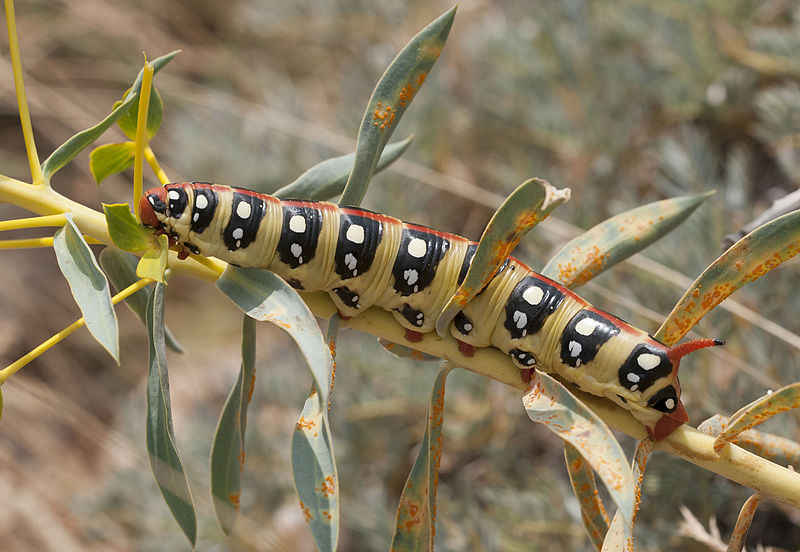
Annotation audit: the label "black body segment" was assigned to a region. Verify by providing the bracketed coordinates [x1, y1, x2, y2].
[560, 309, 621, 367]
[223, 191, 267, 252]
[619, 344, 673, 393]
[276, 203, 323, 267]
[504, 275, 565, 340]
[391, 226, 450, 296]
[190, 185, 219, 234]
[334, 210, 383, 280]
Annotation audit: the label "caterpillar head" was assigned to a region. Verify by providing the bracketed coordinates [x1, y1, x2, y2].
[621, 338, 723, 440]
[140, 186, 169, 231]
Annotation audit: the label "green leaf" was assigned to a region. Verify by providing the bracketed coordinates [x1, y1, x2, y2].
[273, 135, 414, 201]
[90, 142, 135, 184]
[136, 234, 169, 283]
[523, 371, 634, 529]
[41, 50, 179, 179]
[216, 266, 338, 550]
[145, 282, 197, 547]
[53, 217, 119, 363]
[714, 383, 800, 452]
[210, 315, 256, 534]
[116, 86, 164, 140]
[435, 178, 569, 336]
[600, 439, 653, 551]
[98, 247, 184, 353]
[338, 6, 456, 207]
[103, 203, 153, 251]
[391, 365, 452, 551]
[541, 191, 712, 289]
[564, 442, 609, 549]
[655, 208, 800, 346]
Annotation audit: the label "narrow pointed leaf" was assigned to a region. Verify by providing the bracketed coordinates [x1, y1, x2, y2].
[564, 442, 609, 549]
[41, 50, 178, 179]
[103, 203, 153, 251]
[601, 439, 653, 552]
[542, 192, 712, 289]
[136, 234, 169, 283]
[655, 209, 800, 346]
[714, 383, 800, 452]
[216, 266, 338, 550]
[90, 142, 135, 184]
[378, 338, 440, 361]
[523, 371, 634, 528]
[274, 135, 413, 201]
[338, 6, 456, 207]
[145, 282, 197, 546]
[391, 365, 452, 551]
[435, 178, 569, 336]
[98, 247, 183, 352]
[211, 315, 256, 534]
[116, 86, 164, 140]
[699, 414, 800, 468]
[727, 494, 761, 552]
[53, 217, 119, 363]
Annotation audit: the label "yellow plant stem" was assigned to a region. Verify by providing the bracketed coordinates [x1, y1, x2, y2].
[0, 236, 102, 249]
[4, 0, 43, 185]
[0, 213, 67, 231]
[133, 58, 154, 219]
[144, 146, 170, 185]
[0, 278, 152, 384]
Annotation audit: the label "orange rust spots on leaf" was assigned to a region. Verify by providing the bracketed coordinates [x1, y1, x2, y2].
[299, 501, 313, 522]
[322, 510, 333, 520]
[317, 475, 336, 498]
[417, 72, 427, 88]
[373, 102, 396, 131]
[229, 493, 241, 510]
[296, 416, 316, 431]
[246, 372, 256, 404]
[238, 449, 246, 469]
[691, 287, 700, 298]
[398, 84, 416, 107]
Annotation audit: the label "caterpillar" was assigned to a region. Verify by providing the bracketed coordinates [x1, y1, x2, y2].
[139, 181, 722, 440]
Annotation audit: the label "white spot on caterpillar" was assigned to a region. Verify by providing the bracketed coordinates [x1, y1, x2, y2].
[232, 228, 244, 240]
[513, 311, 527, 329]
[344, 253, 357, 272]
[575, 318, 597, 336]
[637, 353, 661, 370]
[168, 190, 180, 200]
[346, 224, 365, 244]
[236, 200, 252, 219]
[195, 194, 208, 209]
[290, 243, 303, 260]
[404, 269, 418, 285]
[351, 294, 359, 303]
[416, 312, 424, 319]
[463, 322, 472, 332]
[664, 398, 676, 410]
[627, 373, 640, 383]
[236, 240, 241, 248]
[522, 285, 544, 305]
[630, 384, 638, 391]
[289, 215, 306, 233]
[526, 357, 536, 365]
[407, 238, 427, 258]
[148, 196, 157, 205]
[569, 340, 582, 358]
[193, 213, 199, 222]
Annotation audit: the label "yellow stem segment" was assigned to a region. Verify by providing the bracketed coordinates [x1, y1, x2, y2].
[144, 146, 170, 186]
[0, 236, 102, 249]
[4, 0, 44, 185]
[0, 213, 67, 231]
[133, 57, 154, 219]
[0, 278, 152, 384]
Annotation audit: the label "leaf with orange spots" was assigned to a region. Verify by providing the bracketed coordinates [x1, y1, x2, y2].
[210, 315, 256, 534]
[273, 135, 413, 201]
[564, 442, 609, 549]
[600, 439, 653, 552]
[655, 208, 800, 346]
[391, 365, 452, 551]
[713, 383, 800, 453]
[541, 191, 712, 289]
[727, 493, 761, 552]
[699, 414, 800, 468]
[378, 337, 440, 361]
[216, 266, 338, 550]
[339, 6, 456, 207]
[435, 178, 570, 336]
[522, 370, 635, 529]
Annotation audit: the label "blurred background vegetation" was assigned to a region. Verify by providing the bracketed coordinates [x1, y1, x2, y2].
[1, 0, 799, 550]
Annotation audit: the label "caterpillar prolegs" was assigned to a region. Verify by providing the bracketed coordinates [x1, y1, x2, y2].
[140, 182, 721, 440]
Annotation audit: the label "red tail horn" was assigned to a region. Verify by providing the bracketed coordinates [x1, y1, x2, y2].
[667, 338, 724, 362]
